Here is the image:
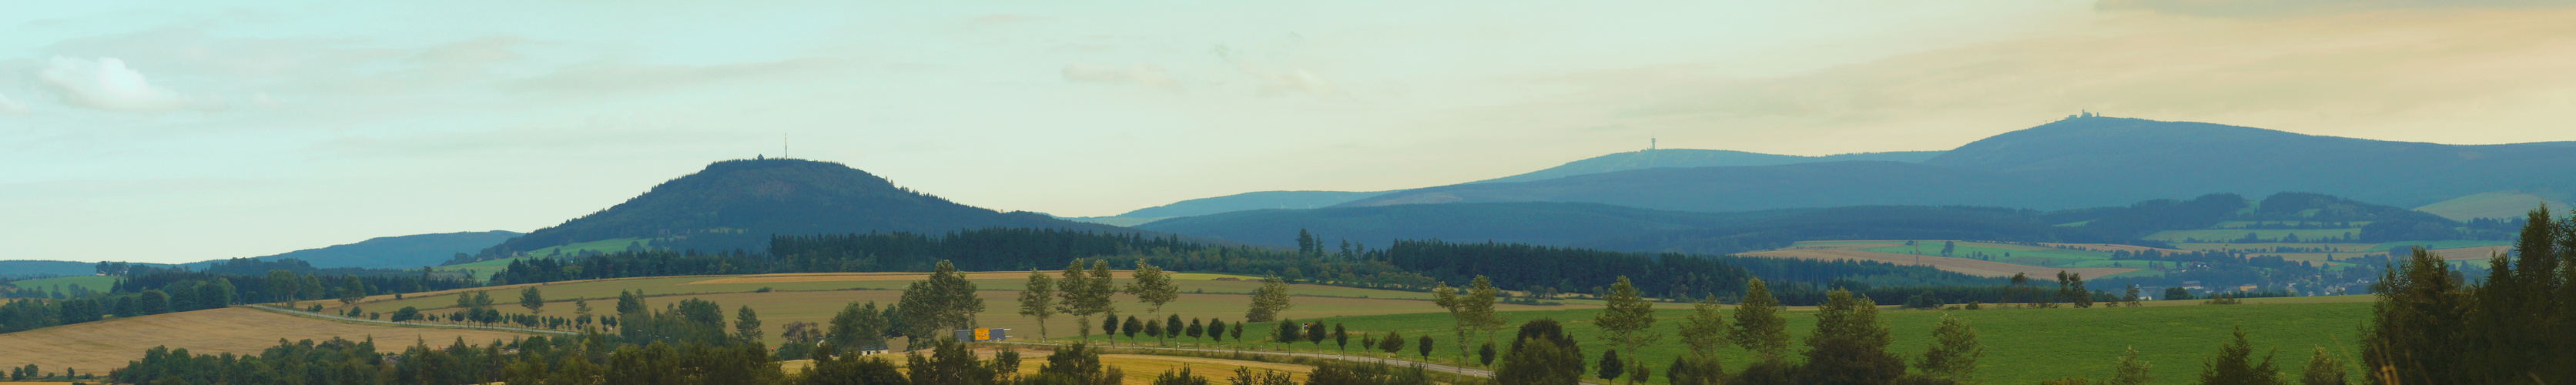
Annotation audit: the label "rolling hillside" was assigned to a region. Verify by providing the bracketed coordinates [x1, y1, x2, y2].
[1093, 149, 1944, 222]
[1323, 116, 2576, 214]
[479, 158, 1155, 256]
[1334, 160, 2104, 213]
[1471, 149, 1943, 184]
[1922, 117, 2576, 209]
[198, 230, 522, 270]
[0, 260, 99, 278]
[1100, 189, 1392, 220]
[1140, 201, 2141, 255]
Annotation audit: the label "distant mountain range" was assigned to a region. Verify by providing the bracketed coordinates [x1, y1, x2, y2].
[1332, 117, 2576, 213]
[1469, 149, 1945, 184]
[1, 230, 517, 277]
[480, 158, 1169, 256]
[194, 230, 523, 270]
[1141, 192, 2488, 255]
[1086, 149, 1948, 223]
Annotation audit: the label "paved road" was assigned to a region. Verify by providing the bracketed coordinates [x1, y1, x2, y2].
[246, 305, 579, 336]
[995, 341, 1493, 378]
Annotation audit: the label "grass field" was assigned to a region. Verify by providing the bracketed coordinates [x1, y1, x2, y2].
[2414, 191, 2564, 221]
[435, 238, 661, 280]
[2172, 243, 2380, 252]
[1131, 296, 2375, 385]
[313, 272, 1577, 347]
[6, 276, 116, 292]
[2362, 240, 2512, 253]
[1754, 241, 2142, 278]
[0, 306, 539, 374]
[2210, 221, 2373, 229]
[779, 350, 1321, 385]
[106, 269, 2386, 384]
[2143, 229, 2363, 243]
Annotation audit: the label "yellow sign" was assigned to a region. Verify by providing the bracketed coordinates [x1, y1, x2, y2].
[974, 328, 990, 341]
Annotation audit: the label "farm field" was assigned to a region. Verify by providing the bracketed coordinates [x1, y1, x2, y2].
[1749, 241, 2141, 278]
[2170, 243, 2380, 252]
[779, 350, 1321, 385]
[435, 238, 658, 280]
[2143, 228, 2362, 243]
[2209, 221, 2373, 229]
[6, 276, 116, 292]
[313, 272, 1578, 347]
[1138, 297, 2375, 385]
[2413, 190, 2566, 221]
[0, 306, 538, 375]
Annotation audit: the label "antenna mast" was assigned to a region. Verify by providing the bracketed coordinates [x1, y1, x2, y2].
[783, 133, 789, 159]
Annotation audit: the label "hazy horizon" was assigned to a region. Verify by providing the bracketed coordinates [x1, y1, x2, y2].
[8, 1, 2576, 263]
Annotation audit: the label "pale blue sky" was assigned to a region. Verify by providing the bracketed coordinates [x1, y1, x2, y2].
[6, 1, 2574, 263]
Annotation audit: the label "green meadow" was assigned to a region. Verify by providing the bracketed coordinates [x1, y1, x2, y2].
[1124, 298, 2373, 385]
[8, 275, 119, 293]
[2143, 229, 2364, 243]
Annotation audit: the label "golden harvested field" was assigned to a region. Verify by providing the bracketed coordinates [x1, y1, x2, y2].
[1740, 249, 2136, 279]
[0, 307, 538, 374]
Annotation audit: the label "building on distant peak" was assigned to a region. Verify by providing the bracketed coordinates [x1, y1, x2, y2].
[2062, 110, 2103, 120]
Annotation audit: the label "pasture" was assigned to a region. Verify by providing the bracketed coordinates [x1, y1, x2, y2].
[313, 271, 1579, 347]
[5, 276, 116, 293]
[1752, 241, 2142, 278]
[2412, 190, 2564, 221]
[1132, 296, 2376, 385]
[2142, 228, 2363, 243]
[0, 306, 538, 375]
[780, 350, 1321, 385]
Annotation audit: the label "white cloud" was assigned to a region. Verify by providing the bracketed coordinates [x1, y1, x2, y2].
[0, 93, 27, 116]
[1061, 62, 1180, 91]
[38, 56, 197, 111]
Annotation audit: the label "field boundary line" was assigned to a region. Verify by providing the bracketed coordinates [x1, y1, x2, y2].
[243, 305, 578, 336]
[992, 341, 1494, 378]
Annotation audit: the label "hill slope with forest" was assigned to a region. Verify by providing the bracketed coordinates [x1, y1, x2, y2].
[1336, 160, 2105, 213]
[1149, 192, 2491, 256]
[192, 231, 522, 270]
[1332, 117, 2576, 213]
[479, 158, 1150, 256]
[1094, 149, 1945, 222]
[1471, 149, 1943, 184]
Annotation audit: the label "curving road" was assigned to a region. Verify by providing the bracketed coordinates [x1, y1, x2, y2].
[245, 304, 578, 336]
[994, 341, 1493, 378]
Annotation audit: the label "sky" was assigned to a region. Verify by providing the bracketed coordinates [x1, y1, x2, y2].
[5, 1, 2575, 263]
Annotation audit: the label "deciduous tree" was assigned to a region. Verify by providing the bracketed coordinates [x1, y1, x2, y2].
[1017, 270, 1057, 340]
[1730, 278, 1790, 362]
[1915, 313, 1981, 382]
[1245, 276, 1294, 322]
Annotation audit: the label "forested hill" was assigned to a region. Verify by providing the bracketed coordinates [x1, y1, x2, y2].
[1331, 116, 2576, 213]
[1141, 202, 2139, 256]
[479, 158, 1149, 256]
[1921, 117, 2576, 208]
[1144, 192, 2497, 256]
[1470, 149, 1943, 184]
[196, 230, 522, 270]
